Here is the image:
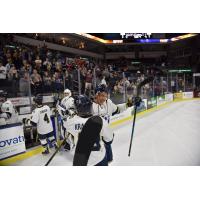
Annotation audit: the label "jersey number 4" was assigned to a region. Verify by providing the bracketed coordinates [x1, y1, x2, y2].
[44, 113, 50, 123]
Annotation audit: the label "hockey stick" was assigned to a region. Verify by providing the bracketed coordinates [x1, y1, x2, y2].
[128, 76, 154, 157]
[53, 93, 64, 141]
[45, 132, 70, 166]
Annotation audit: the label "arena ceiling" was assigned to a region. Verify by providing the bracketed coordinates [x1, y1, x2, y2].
[76, 33, 198, 44]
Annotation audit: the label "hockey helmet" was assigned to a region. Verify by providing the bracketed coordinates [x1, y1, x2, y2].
[34, 94, 43, 105]
[0, 90, 7, 104]
[74, 95, 92, 117]
[64, 89, 72, 97]
[0, 90, 7, 98]
[95, 84, 108, 94]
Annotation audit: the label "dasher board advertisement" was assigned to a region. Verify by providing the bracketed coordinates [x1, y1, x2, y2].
[0, 123, 26, 160]
[182, 92, 194, 99]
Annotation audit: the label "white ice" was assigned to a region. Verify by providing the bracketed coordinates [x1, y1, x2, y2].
[13, 100, 200, 166]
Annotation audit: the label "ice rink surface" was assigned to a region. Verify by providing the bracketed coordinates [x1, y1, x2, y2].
[13, 99, 200, 166]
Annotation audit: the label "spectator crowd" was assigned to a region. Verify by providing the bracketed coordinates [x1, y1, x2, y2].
[0, 35, 170, 102]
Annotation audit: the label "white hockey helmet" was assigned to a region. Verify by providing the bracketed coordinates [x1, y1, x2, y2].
[64, 89, 72, 97]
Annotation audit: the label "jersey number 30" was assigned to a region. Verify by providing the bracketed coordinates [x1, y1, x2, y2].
[44, 113, 50, 123]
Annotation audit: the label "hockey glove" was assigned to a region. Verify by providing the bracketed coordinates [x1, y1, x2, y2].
[133, 96, 142, 107]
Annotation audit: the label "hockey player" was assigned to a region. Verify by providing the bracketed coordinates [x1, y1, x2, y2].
[57, 89, 76, 151]
[61, 89, 75, 112]
[92, 84, 132, 163]
[0, 90, 19, 125]
[57, 94, 114, 166]
[24, 95, 58, 154]
[57, 94, 87, 151]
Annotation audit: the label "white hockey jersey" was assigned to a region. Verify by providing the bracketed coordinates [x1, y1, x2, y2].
[61, 96, 75, 110]
[63, 115, 113, 166]
[31, 105, 53, 135]
[0, 100, 19, 125]
[92, 99, 117, 116]
[92, 99, 128, 123]
[92, 99, 118, 124]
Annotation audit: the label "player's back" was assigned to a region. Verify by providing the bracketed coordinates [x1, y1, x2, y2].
[32, 105, 53, 135]
[73, 116, 114, 166]
[64, 115, 88, 136]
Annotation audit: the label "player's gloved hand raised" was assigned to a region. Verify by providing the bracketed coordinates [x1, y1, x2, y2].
[133, 96, 142, 107]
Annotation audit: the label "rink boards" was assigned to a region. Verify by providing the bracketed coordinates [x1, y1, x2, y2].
[0, 123, 26, 161]
[0, 92, 199, 165]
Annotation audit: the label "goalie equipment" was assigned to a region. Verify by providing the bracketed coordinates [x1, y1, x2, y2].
[64, 89, 72, 97]
[57, 104, 76, 119]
